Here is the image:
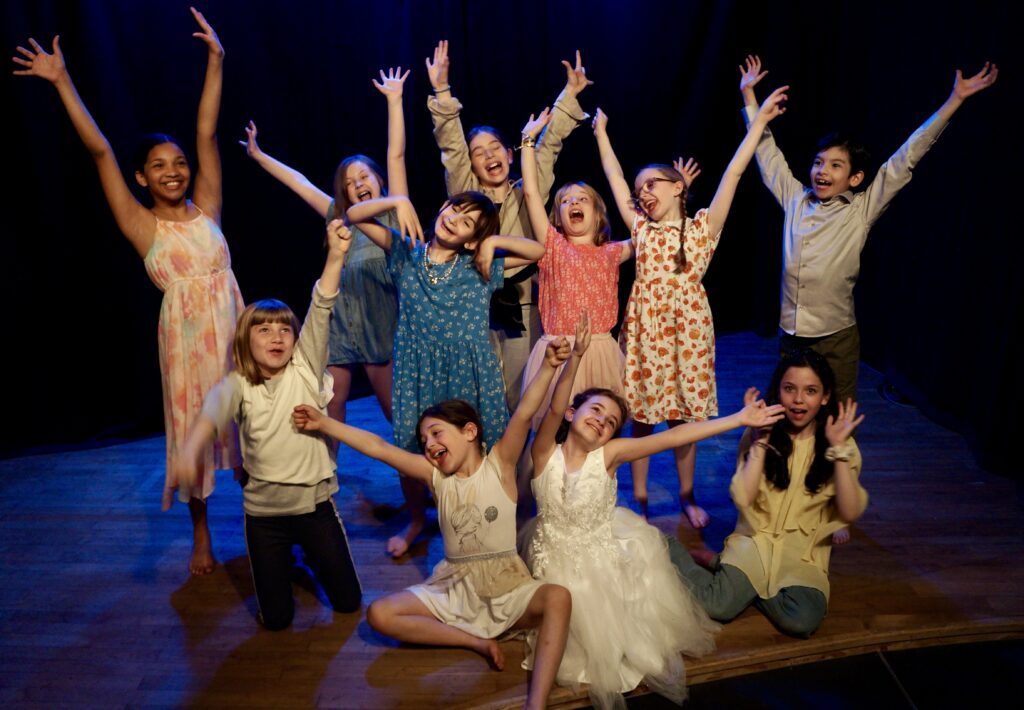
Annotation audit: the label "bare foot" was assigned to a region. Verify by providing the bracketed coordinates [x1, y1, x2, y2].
[386, 518, 425, 558]
[683, 502, 710, 530]
[690, 547, 718, 570]
[190, 538, 216, 576]
[832, 528, 851, 545]
[478, 638, 505, 671]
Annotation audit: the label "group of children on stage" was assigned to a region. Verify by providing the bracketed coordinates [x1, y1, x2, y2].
[14, 7, 997, 708]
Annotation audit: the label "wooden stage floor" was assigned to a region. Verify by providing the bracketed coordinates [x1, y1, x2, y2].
[1, 333, 1022, 708]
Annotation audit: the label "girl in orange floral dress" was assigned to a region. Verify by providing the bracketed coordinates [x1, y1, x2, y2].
[14, 8, 243, 575]
[592, 87, 789, 526]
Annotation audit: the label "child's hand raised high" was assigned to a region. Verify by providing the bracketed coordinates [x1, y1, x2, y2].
[573, 310, 591, 355]
[373, 66, 411, 103]
[753, 85, 789, 125]
[425, 40, 450, 91]
[292, 404, 324, 432]
[12, 36, 66, 84]
[522, 108, 552, 142]
[673, 157, 701, 189]
[591, 107, 609, 136]
[561, 50, 593, 98]
[951, 62, 998, 101]
[190, 6, 224, 59]
[544, 337, 572, 368]
[738, 54, 767, 101]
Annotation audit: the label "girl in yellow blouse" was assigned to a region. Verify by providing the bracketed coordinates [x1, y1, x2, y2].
[669, 349, 867, 637]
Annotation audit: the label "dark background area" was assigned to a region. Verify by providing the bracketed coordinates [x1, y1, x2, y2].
[2, 1, 1017, 474]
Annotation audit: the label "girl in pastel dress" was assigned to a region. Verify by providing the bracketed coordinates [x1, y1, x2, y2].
[668, 350, 867, 638]
[175, 221, 361, 630]
[524, 317, 785, 709]
[593, 86, 790, 526]
[292, 339, 576, 710]
[349, 71, 545, 557]
[517, 108, 632, 432]
[13, 9, 243, 575]
[238, 69, 407, 427]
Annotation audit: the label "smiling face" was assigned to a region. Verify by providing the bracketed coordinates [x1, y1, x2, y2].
[343, 160, 383, 205]
[566, 394, 625, 450]
[136, 142, 190, 203]
[810, 147, 864, 200]
[248, 321, 295, 379]
[433, 201, 484, 249]
[468, 130, 513, 188]
[633, 167, 684, 222]
[419, 416, 480, 475]
[778, 366, 830, 436]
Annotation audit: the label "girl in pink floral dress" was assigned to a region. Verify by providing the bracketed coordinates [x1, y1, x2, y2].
[592, 90, 790, 526]
[14, 8, 242, 575]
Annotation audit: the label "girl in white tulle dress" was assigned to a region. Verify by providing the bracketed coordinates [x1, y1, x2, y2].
[523, 316, 785, 709]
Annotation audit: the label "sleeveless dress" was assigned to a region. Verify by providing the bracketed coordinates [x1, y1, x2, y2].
[620, 209, 722, 424]
[324, 202, 398, 366]
[144, 210, 244, 509]
[524, 446, 718, 709]
[407, 450, 543, 638]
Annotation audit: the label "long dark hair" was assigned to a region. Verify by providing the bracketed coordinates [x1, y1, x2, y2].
[555, 388, 629, 444]
[759, 350, 838, 493]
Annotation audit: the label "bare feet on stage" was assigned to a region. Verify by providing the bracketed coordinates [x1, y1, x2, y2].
[188, 498, 216, 575]
[832, 528, 851, 545]
[683, 500, 711, 530]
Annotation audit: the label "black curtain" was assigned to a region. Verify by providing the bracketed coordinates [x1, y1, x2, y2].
[3, 1, 1017, 474]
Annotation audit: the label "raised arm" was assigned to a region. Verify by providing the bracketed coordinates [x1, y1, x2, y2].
[425, 40, 476, 194]
[293, 405, 434, 484]
[240, 121, 332, 217]
[373, 66, 412, 197]
[706, 85, 789, 235]
[824, 399, 868, 523]
[531, 314, 590, 472]
[13, 36, 155, 255]
[295, 220, 352, 374]
[493, 337, 571, 470]
[738, 56, 804, 208]
[862, 62, 998, 226]
[189, 7, 225, 224]
[606, 393, 785, 469]
[520, 109, 554, 244]
[592, 109, 635, 229]
[532, 50, 592, 201]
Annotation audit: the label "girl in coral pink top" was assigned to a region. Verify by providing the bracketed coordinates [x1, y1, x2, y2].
[518, 109, 634, 432]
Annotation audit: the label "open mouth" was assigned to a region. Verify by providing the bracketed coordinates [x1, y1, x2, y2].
[428, 446, 448, 465]
[485, 161, 503, 178]
[163, 180, 183, 189]
[568, 207, 585, 225]
[356, 189, 372, 201]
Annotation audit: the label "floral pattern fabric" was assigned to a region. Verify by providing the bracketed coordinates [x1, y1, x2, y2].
[144, 211, 244, 509]
[620, 208, 721, 424]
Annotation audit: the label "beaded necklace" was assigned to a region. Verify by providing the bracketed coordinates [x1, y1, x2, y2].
[422, 242, 459, 285]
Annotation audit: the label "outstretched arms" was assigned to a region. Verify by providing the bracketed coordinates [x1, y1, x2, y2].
[373, 66, 412, 198]
[240, 121, 332, 217]
[520, 108, 554, 244]
[293, 405, 434, 484]
[13, 35, 156, 255]
[189, 7, 225, 224]
[706, 85, 789, 235]
[592, 109, 636, 230]
[936, 62, 998, 123]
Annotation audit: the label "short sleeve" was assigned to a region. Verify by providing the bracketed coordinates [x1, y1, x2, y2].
[387, 230, 413, 276]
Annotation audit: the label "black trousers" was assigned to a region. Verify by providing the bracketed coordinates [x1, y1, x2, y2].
[244, 499, 362, 630]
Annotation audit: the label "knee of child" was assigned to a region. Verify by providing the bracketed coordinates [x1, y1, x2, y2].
[366, 598, 389, 632]
[260, 607, 294, 632]
[545, 584, 572, 615]
[777, 612, 823, 638]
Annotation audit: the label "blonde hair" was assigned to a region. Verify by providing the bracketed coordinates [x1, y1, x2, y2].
[548, 182, 612, 245]
[233, 299, 300, 385]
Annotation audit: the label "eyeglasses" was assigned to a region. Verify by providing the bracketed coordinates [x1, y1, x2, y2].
[633, 177, 675, 198]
